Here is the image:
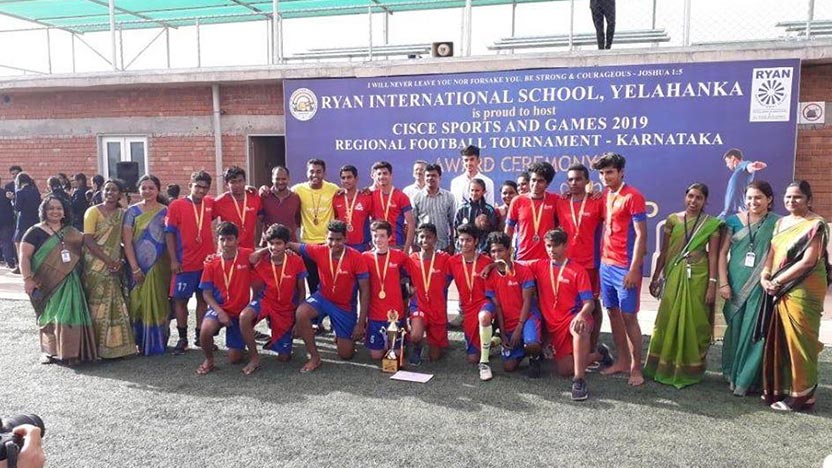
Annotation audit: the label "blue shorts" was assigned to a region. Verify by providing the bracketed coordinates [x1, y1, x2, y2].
[246, 300, 294, 356]
[501, 310, 542, 362]
[306, 292, 357, 339]
[365, 319, 405, 351]
[600, 263, 641, 314]
[204, 309, 246, 351]
[170, 270, 203, 300]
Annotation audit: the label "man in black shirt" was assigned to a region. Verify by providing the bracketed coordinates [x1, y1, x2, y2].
[0, 176, 17, 269]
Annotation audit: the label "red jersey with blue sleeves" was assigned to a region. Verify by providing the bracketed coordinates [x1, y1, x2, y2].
[252, 252, 307, 313]
[361, 249, 409, 321]
[485, 261, 535, 333]
[333, 191, 374, 247]
[371, 188, 412, 246]
[300, 243, 369, 311]
[601, 184, 647, 268]
[528, 258, 593, 333]
[199, 247, 254, 317]
[164, 196, 216, 272]
[404, 251, 452, 320]
[447, 253, 492, 315]
[555, 195, 605, 270]
[506, 193, 559, 261]
[213, 191, 262, 249]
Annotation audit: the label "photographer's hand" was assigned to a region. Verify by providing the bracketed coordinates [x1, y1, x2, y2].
[1, 425, 46, 468]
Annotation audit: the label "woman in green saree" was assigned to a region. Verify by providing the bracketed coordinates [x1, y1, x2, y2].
[646, 183, 723, 388]
[82, 179, 136, 359]
[19, 195, 98, 365]
[760, 180, 828, 412]
[122, 175, 171, 356]
[717, 181, 779, 396]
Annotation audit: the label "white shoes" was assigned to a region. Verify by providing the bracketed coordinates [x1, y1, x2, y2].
[478, 363, 493, 381]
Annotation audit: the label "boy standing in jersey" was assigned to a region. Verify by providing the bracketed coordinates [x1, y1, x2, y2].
[289, 220, 370, 373]
[242, 223, 307, 374]
[506, 162, 559, 262]
[528, 229, 600, 400]
[555, 163, 612, 365]
[213, 166, 262, 249]
[592, 152, 648, 386]
[165, 170, 215, 354]
[370, 161, 414, 252]
[195, 222, 253, 375]
[485, 232, 543, 378]
[333, 165, 374, 252]
[361, 221, 409, 360]
[448, 224, 495, 381]
[405, 223, 452, 365]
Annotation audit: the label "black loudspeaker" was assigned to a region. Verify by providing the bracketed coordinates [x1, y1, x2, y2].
[115, 161, 140, 193]
[431, 41, 454, 58]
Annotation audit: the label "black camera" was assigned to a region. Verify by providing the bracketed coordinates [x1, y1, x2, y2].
[0, 415, 45, 461]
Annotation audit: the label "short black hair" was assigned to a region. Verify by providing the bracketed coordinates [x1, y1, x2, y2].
[47, 176, 63, 191]
[340, 165, 358, 178]
[92, 174, 105, 188]
[224, 165, 246, 183]
[272, 166, 289, 177]
[685, 182, 710, 200]
[370, 220, 393, 237]
[166, 183, 181, 199]
[190, 170, 212, 186]
[460, 145, 480, 157]
[264, 223, 291, 243]
[528, 161, 555, 184]
[15, 172, 33, 187]
[73, 173, 88, 187]
[501, 180, 518, 191]
[566, 163, 590, 180]
[469, 178, 486, 190]
[371, 161, 393, 173]
[723, 148, 743, 160]
[487, 231, 511, 250]
[327, 219, 348, 235]
[417, 222, 437, 237]
[456, 223, 480, 241]
[307, 158, 326, 171]
[104, 178, 126, 193]
[544, 228, 568, 246]
[425, 163, 442, 177]
[217, 221, 239, 238]
[592, 152, 626, 171]
[8, 165, 22, 173]
[517, 171, 530, 181]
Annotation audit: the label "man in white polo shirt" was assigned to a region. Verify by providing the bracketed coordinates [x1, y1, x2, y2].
[450, 145, 495, 208]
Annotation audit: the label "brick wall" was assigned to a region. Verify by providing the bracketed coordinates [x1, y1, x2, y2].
[0, 136, 97, 187]
[796, 63, 832, 219]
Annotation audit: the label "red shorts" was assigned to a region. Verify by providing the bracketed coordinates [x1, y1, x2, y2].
[547, 314, 595, 360]
[409, 309, 449, 348]
[587, 268, 600, 297]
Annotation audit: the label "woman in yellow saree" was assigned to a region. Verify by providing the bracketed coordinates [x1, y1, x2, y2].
[646, 183, 723, 388]
[19, 195, 98, 364]
[83, 179, 136, 359]
[123, 175, 171, 356]
[759, 180, 829, 412]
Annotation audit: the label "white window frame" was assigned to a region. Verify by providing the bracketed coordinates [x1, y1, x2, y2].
[100, 136, 149, 179]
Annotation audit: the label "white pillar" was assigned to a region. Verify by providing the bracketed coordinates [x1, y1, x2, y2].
[196, 19, 202, 67]
[682, 0, 692, 46]
[464, 0, 472, 56]
[165, 27, 171, 68]
[568, 0, 574, 50]
[368, 5, 373, 60]
[46, 28, 52, 74]
[212, 84, 224, 196]
[109, 0, 117, 70]
[272, 0, 282, 63]
[806, 0, 815, 38]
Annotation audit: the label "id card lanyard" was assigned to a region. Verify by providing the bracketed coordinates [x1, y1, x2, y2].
[744, 213, 767, 268]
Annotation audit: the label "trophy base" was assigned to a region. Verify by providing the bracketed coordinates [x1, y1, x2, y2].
[381, 357, 400, 373]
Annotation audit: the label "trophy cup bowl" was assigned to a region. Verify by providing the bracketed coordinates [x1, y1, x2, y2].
[382, 310, 403, 373]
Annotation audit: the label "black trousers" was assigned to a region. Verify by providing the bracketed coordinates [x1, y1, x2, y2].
[590, 0, 616, 49]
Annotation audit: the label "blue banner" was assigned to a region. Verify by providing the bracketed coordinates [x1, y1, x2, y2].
[284, 59, 799, 271]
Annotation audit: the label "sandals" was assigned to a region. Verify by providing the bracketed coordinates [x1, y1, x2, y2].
[195, 362, 216, 375]
[770, 397, 816, 412]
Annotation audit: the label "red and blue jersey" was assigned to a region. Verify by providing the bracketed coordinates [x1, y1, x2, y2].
[252, 252, 307, 314]
[333, 191, 374, 247]
[528, 259, 593, 333]
[405, 251, 452, 321]
[485, 261, 535, 332]
[555, 195, 604, 270]
[300, 243, 369, 311]
[371, 188, 411, 246]
[447, 253, 492, 316]
[199, 247, 254, 317]
[601, 184, 647, 268]
[506, 193, 559, 262]
[165, 196, 216, 272]
[361, 248, 409, 321]
[213, 191, 262, 249]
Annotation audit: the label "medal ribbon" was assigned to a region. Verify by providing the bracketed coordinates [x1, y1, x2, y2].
[420, 251, 436, 303]
[529, 194, 545, 239]
[270, 254, 289, 301]
[220, 252, 239, 294]
[328, 247, 346, 293]
[192, 197, 205, 238]
[344, 191, 358, 224]
[374, 250, 390, 298]
[605, 183, 625, 232]
[569, 195, 588, 238]
[231, 191, 248, 231]
[380, 189, 395, 221]
[462, 255, 478, 302]
[311, 191, 323, 223]
[549, 258, 569, 299]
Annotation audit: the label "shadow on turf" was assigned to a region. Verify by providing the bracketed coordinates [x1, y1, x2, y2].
[67, 332, 830, 418]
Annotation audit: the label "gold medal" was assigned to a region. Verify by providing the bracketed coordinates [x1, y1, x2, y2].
[313, 217, 319, 225]
[374, 250, 390, 301]
[347, 224, 354, 232]
[379, 290, 386, 299]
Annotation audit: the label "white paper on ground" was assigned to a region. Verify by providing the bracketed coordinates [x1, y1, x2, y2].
[390, 371, 434, 383]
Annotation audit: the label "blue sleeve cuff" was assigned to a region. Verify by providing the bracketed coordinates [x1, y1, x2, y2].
[356, 272, 369, 280]
[506, 219, 517, 227]
[485, 290, 495, 299]
[297, 271, 309, 279]
[299, 243, 309, 258]
[521, 280, 535, 289]
[579, 290, 593, 301]
[632, 213, 647, 222]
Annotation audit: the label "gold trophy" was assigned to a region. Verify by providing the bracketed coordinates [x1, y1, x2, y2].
[381, 309, 407, 373]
